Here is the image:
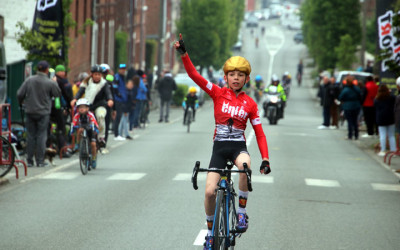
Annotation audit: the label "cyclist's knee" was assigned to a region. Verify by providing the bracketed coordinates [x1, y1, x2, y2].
[205, 188, 216, 200]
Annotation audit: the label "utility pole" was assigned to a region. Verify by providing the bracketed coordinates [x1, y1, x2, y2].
[128, 0, 134, 67]
[139, 0, 147, 70]
[360, 0, 367, 69]
[157, 0, 167, 78]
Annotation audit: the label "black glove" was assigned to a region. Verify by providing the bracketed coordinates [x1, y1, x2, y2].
[260, 160, 271, 175]
[176, 34, 187, 55]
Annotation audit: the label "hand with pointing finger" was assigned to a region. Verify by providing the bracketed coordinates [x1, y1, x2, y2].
[174, 33, 187, 56]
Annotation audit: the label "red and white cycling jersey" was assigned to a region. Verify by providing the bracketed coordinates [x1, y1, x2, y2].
[182, 55, 269, 159]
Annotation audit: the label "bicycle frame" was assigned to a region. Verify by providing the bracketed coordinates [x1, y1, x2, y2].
[192, 161, 252, 249]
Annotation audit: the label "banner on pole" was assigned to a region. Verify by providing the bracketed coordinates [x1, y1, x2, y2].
[376, 0, 399, 88]
[31, 0, 64, 59]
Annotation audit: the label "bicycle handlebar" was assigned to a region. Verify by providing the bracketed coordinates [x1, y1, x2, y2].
[191, 161, 253, 192]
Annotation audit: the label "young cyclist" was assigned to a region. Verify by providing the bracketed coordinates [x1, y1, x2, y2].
[70, 65, 114, 148]
[71, 98, 99, 168]
[174, 34, 271, 249]
[182, 86, 199, 124]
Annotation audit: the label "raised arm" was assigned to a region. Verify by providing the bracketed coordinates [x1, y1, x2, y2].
[174, 34, 218, 97]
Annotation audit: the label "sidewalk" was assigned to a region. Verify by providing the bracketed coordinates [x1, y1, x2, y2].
[301, 50, 400, 180]
[0, 102, 187, 186]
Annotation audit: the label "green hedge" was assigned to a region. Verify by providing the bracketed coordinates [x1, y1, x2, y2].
[172, 84, 189, 106]
[115, 31, 128, 67]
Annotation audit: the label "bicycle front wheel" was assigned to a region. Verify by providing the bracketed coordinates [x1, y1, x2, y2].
[187, 109, 192, 133]
[79, 137, 90, 175]
[0, 136, 15, 178]
[213, 189, 228, 250]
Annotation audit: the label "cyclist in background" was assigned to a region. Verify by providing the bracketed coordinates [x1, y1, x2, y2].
[281, 71, 292, 98]
[264, 74, 287, 118]
[174, 34, 271, 250]
[71, 65, 114, 148]
[182, 86, 199, 124]
[253, 75, 264, 103]
[71, 98, 99, 168]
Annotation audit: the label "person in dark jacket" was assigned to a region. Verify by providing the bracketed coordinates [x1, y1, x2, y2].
[17, 60, 61, 167]
[338, 76, 362, 140]
[51, 64, 73, 157]
[71, 65, 114, 146]
[156, 71, 177, 123]
[395, 77, 400, 134]
[374, 84, 396, 156]
[100, 63, 115, 153]
[317, 76, 334, 129]
[112, 64, 128, 137]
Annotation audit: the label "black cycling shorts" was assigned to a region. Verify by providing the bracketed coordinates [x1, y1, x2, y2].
[209, 141, 249, 169]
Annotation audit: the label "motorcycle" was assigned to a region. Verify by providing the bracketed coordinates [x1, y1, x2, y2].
[262, 86, 283, 125]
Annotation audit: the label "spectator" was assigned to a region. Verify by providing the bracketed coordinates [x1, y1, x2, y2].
[156, 71, 177, 123]
[374, 84, 396, 156]
[51, 64, 73, 156]
[71, 65, 114, 147]
[117, 79, 134, 140]
[129, 75, 138, 131]
[365, 60, 373, 73]
[330, 76, 340, 129]
[317, 76, 333, 129]
[100, 64, 115, 153]
[361, 76, 379, 137]
[338, 76, 362, 140]
[141, 74, 152, 124]
[17, 60, 61, 167]
[133, 71, 148, 128]
[395, 77, 400, 133]
[112, 64, 128, 138]
[73, 72, 89, 97]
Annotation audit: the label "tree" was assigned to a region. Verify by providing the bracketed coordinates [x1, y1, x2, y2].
[335, 34, 357, 70]
[176, 0, 244, 73]
[301, 0, 361, 70]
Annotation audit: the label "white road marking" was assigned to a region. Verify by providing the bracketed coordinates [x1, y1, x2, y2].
[21, 159, 79, 183]
[252, 175, 274, 183]
[305, 178, 341, 187]
[371, 183, 400, 192]
[246, 130, 255, 147]
[173, 173, 206, 181]
[107, 173, 146, 180]
[40, 172, 80, 180]
[193, 229, 208, 246]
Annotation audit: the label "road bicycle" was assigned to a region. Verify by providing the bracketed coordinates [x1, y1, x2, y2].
[184, 107, 193, 133]
[192, 160, 252, 249]
[78, 120, 97, 175]
[0, 135, 15, 177]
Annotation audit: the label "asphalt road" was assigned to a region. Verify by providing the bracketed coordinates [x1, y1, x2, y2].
[1, 19, 400, 250]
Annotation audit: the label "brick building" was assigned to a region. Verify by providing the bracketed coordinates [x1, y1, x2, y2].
[68, 0, 178, 83]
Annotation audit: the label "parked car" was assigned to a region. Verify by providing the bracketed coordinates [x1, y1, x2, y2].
[174, 73, 205, 106]
[246, 15, 258, 27]
[232, 40, 242, 52]
[0, 41, 7, 104]
[335, 71, 373, 87]
[293, 32, 303, 43]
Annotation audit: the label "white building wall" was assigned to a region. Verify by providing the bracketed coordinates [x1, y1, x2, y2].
[0, 0, 36, 64]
